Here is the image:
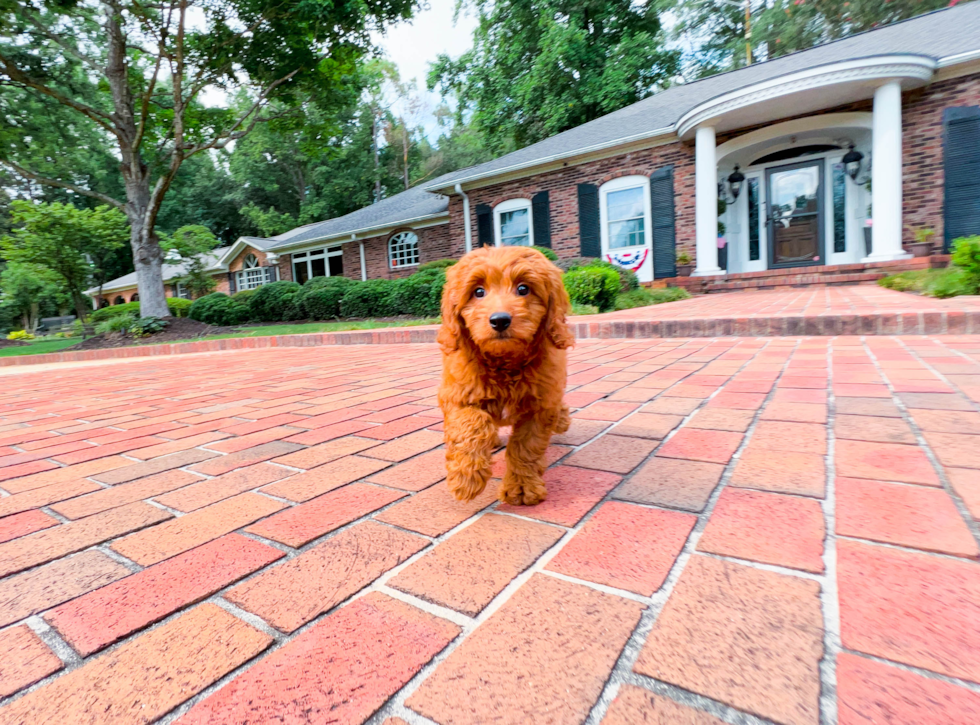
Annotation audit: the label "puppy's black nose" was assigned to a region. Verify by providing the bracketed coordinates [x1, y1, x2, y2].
[489, 312, 512, 332]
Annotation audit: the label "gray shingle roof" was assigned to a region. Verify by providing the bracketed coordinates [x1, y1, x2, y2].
[85, 251, 225, 295]
[268, 171, 457, 249]
[427, 3, 980, 190]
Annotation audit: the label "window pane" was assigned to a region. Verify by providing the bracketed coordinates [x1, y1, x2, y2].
[293, 262, 309, 285]
[609, 219, 645, 248]
[500, 209, 530, 246]
[833, 163, 846, 253]
[607, 188, 644, 222]
[328, 254, 344, 277]
[748, 177, 760, 261]
[311, 257, 326, 278]
[389, 232, 420, 267]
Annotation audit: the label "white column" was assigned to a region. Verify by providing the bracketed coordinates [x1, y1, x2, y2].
[358, 240, 367, 281]
[694, 125, 722, 275]
[866, 81, 910, 261]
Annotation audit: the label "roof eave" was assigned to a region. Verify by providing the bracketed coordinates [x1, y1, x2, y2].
[268, 210, 450, 252]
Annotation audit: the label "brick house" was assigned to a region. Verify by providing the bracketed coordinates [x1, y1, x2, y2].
[90, 3, 980, 305]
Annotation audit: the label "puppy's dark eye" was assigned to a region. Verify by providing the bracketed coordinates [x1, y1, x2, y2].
[516, 284, 530, 296]
[474, 287, 486, 298]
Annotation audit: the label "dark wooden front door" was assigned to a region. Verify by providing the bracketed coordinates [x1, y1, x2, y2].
[767, 160, 823, 268]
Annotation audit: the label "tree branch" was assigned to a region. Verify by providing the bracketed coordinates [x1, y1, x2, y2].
[1, 160, 126, 209]
[0, 53, 119, 136]
[21, 10, 103, 74]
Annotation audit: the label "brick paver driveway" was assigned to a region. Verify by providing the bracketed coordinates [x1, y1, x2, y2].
[1, 334, 979, 724]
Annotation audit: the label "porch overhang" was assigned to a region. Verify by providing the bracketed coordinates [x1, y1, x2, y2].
[676, 55, 937, 141]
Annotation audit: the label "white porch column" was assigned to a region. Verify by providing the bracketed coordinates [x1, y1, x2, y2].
[866, 81, 910, 261]
[694, 125, 722, 275]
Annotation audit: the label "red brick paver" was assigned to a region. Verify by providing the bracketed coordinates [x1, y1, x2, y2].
[1, 333, 978, 725]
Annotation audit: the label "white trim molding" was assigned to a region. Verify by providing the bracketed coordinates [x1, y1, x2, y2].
[716, 112, 874, 164]
[493, 198, 534, 247]
[677, 55, 936, 139]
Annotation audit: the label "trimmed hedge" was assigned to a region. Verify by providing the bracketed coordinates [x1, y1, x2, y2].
[298, 277, 355, 320]
[188, 293, 250, 326]
[532, 247, 559, 262]
[563, 266, 620, 312]
[418, 259, 457, 271]
[248, 281, 303, 322]
[339, 279, 400, 318]
[555, 256, 638, 292]
[90, 297, 193, 323]
[392, 268, 446, 317]
[167, 298, 193, 317]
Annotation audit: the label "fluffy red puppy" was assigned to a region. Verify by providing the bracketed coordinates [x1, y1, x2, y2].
[438, 245, 572, 505]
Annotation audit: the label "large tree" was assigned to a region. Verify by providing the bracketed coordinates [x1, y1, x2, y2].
[670, 0, 969, 77]
[428, 0, 679, 153]
[0, 0, 417, 317]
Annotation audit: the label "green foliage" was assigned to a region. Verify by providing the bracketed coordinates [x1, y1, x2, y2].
[878, 271, 925, 293]
[0, 262, 68, 334]
[532, 247, 559, 262]
[189, 293, 251, 326]
[95, 314, 138, 334]
[878, 267, 974, 299]
[418, 259, 458, 271]
[0, 202, 129, 320]
[232, 289, 257, 302]
[563, 266, 621, 312]
[129, 317, 169, 338]
[671, 0, 960, 77]
[613, 286, 690, 310]
[557, 257, 638, 292]
[339, 279, 401, 318]
[7, 330, 34, 341]
[90, 302, 141, 324]
[570, 302, 599, 315]
[393, 269, 447, 318]
[951, 236, 980, 293]
[429, 0, 679, 153]
[166, 298, 193, 318]
[247, 281, 303, 322]
[162, 225, 221, 299]
[297, 277, 355, 320]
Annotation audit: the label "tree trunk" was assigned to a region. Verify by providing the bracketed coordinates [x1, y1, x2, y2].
[130, 221, 169, 317]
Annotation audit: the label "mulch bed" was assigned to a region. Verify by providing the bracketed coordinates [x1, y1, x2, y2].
[70, 317, 238, 351]
[0, 339, 29, 349]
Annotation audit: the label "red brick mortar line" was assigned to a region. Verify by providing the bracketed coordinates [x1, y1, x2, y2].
[5, 310, 979, 368]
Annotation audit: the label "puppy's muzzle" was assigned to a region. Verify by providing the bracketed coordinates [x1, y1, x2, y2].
[489, 312, 512, 332]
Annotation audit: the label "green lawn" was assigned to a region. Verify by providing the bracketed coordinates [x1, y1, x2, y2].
[0, 318, 441, 359]
[0, 338, 80, 358]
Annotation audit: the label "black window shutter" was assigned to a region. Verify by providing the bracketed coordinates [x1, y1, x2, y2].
[531, 191, 552, 248]
[944, 107, 980, 252]
[476, 204, 493, 247]
[577, 184, 600, 258]
[650, 166, 677, 279]
[228, 272, 236, 294]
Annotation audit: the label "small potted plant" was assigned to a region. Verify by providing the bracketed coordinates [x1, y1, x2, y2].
[676, 251, 693, 277]
[909, 228, 935, 258]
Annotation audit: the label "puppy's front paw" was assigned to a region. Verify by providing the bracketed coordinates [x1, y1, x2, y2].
[447, 468, 490, 502]
[499, 476, 548, 506]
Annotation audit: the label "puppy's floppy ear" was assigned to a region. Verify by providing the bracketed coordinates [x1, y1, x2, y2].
[437, 258, 466, 352]
[542, 260, 574, 349]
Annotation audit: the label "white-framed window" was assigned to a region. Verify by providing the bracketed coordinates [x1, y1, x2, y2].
[599, 176, 652, 251]
[292, 246, 343, 284]
[236, 253, 267, 291]
[389, 231, 420, 268]
[493, 198, 533, 247]
[175, 282, 191, 299]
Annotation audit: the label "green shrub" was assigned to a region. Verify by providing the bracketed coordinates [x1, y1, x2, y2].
[555, 256, 638, 292]
[613, 286, 690, 311]
[90, 301, 140, 324]
[7, 330, 34, 340]
[232, 288, 256, 303]
[563, 266, 620, 312]
[189, 293, 250, 326]
[878, 270, 925, 292]
[924, 267, 973, 299]
[248, 281, 302, 322]
[555, 256, 597, 273]
[166, 298, 192, 318]
[393, 268, 447, 317]
[339, 279, 400, 318]
[299, 277, 355, 320]
[532, 247, 559, 262]
[570, 302, 599, 315]
[418, 258, 457, 271]
[129, 316, 169, 338]
[951, 235, 980, 293]
[95, 314, 137, 334]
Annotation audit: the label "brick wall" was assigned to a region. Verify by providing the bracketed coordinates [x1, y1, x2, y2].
[902, 72, 980, 248]
[327, 225, 453, 281]
[447, 144, 697, 265]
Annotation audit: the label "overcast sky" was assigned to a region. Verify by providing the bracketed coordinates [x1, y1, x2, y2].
[371, 0, 478, 138]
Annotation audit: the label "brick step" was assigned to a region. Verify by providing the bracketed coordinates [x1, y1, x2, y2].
[704, 272, 884, 292]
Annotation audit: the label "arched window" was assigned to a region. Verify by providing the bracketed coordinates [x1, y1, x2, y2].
[130, 293, 139, 302]
[236, 253, 267, 291]
[389, 231, 420, 268]
[493, 199, 533, 246]
[99, 298, 110, 309]
[113, 296, 126, 305]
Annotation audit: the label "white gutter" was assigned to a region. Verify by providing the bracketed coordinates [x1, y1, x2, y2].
[455, 183, 473, 253]
[938, 48, 980, 67]
[269, 211, 449, 253]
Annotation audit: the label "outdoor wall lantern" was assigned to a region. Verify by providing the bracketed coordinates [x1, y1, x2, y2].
[719, 165, 745, 203]
[842, 144, 864, 182]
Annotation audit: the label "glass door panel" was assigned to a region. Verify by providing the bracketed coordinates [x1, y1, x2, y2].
[767, 161, 823, 267]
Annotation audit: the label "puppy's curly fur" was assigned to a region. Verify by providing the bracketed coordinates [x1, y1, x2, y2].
[438, 246, 572, 505]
